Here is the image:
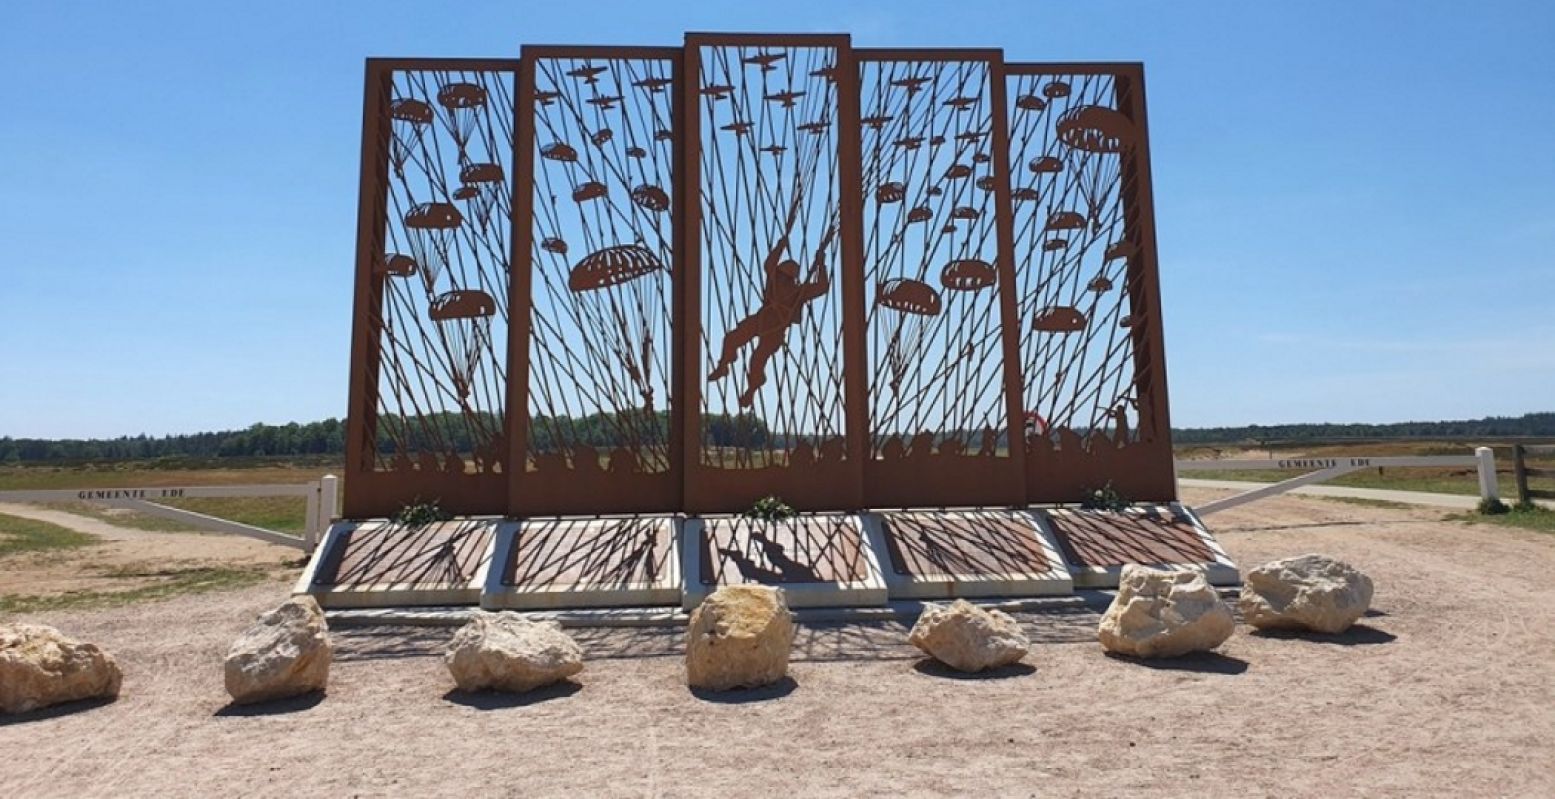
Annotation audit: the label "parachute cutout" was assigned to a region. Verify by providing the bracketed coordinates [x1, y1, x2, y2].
[877, 278, 943, 316]
[430, 289, 496, 401]
[569, 245, 664, 292]
[389, 98, 433, 178]
[437, 82, 488, 157]
[403, 202, 463, 289]
[456, 162, 505, 232]
[939, 259, 997, 292]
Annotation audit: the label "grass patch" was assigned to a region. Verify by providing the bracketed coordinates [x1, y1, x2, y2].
[1448, 504, 1555, 535]
[0, 566, 273, 615]
[0, 512, 99, 557]
[159, 497, 309, 534]
[1317, 496, 1415, 511]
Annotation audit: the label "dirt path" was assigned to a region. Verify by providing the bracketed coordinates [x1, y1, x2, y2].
[3, 494, 1553, 797]
[0, 502, 171, 542]
[0, 503, 299, 598]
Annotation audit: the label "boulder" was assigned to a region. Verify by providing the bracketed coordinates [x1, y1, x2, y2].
[1098, 565, 1234, 658]
[445, 612, 583, 693]
[686, 585, 794, 691]
[224, 596, 332, 705]
[908, 599, 1030, 672]
[0, 624, 122, 714]
[1240, 554, 1374, 634]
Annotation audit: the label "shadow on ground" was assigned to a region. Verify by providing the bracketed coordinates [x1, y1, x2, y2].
[1103, 650, 1250, 675]
[443, 681, 581, 709]
[0, 696, 117, 726]
[332, 625, 452, 662]
[911, 659, 1037, 680]
[214, 691, 326, 717]
[689, 676, 798, 704]
[1249, 623, 1397, 646]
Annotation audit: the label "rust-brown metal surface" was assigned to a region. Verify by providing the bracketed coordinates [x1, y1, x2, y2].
[698, 515, 870, 586]
[345, 59, 519, 518]
[343, 36, 1176, 519]
[1045, 507, 1214, 569]
[502, 517, 675, 590]
[312, 519, 495, 590]
[1005, 63, 1176, 504]
[878, 511, 1050, 578]
[508, 46, 684, 516]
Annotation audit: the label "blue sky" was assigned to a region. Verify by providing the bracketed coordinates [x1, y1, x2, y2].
[1, 1, 1551, 438]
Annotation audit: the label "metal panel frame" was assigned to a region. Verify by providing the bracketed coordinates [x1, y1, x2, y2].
[341, 43, 1181, 520]
[344, 58, 521, 519]
[853, 47, 1028, 509]
[1004, 61, 1177, 504]
[506, 45, 686, 516]
[679, 33, 867, 513]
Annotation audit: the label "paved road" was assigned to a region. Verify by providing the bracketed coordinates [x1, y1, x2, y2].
[1179, 479, 1554, 510]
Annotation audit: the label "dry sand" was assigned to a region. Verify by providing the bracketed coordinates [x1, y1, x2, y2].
[3, 490, 1554, 798]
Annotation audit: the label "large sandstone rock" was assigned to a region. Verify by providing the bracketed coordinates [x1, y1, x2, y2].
[445, 612, 583, 693]
[686, 585, 794, 691]
[1240, 554, 1374, 634]
[224, 596, 332, 704]
[1098, 565, 1234, 658]
[908, 599, 1030, 672]
[0, 624, 122, 714]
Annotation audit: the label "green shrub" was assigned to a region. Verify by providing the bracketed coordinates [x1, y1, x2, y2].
[742, 495, 796, 523]
[394, 499, 451, 528]
[1477, 497, 1511, 515]
[1080, 481, 1130, 512]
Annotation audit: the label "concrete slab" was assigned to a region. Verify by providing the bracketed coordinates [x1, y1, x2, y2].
[1036, 503, 1238, 588]
[864, 509, 1074, 600]
[295, 518, 501, 608]
[482, 516, 681, 610]
[682, 513, 887, 610]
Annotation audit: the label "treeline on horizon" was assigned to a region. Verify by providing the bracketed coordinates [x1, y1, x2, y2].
[1171, 412, 1555, 444]
[0, 412, 775, 463]
[2, 411, 1552, 464]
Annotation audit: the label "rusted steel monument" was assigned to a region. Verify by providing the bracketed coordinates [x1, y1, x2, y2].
[304, 33, 1236, 610]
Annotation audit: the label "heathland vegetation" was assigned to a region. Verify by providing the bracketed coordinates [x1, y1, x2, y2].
[3, 412, 1551, 464]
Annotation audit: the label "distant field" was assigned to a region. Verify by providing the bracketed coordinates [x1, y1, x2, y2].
[0, 456, 339, 490]
[1175, 439, 1555, 500]
[0, 441, 1550, 535]
[0, 457, 338, 534]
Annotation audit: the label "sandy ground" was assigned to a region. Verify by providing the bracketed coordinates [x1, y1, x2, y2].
[3, 491, 1554, 798]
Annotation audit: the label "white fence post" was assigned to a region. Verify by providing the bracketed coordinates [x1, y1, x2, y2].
[1475, 447, 1498, 503]
[304, 489, 320, 552]
[309, 474, 340, 552]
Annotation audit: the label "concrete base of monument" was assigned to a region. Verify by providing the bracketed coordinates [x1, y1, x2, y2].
[864, 509, 1075, 600]
[293, 505, 1239, 609]
[1035, 503, 1240, 589]
[295, 518, 501, 608]
[680, 513, 889, 610]
[482, 516, 682, 610]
